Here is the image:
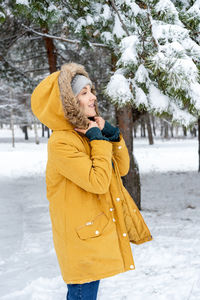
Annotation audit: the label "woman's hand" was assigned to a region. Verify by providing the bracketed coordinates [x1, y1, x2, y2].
[74, 120, 99, 135]
[94, 116, 105, 130]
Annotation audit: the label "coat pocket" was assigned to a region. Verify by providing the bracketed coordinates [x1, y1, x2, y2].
[75, 212, 109, 240]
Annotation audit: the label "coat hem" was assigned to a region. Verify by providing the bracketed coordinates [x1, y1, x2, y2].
[62, 266, 133, 284]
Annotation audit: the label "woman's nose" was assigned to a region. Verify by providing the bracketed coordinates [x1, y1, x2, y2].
[89, 92, 96, 100]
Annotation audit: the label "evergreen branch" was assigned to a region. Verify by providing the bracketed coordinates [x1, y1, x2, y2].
[0, 55, 32, 84]
[146, 6, 159, 50]
[21, 24, 109, 49]
[109, 0, 130, 36]
[23, 67, 50, 73]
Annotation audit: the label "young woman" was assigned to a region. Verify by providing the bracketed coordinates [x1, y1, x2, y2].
[31, 62, 152, 300]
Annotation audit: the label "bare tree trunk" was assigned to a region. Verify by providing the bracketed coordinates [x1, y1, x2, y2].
[160, 118, 164, 137]
[133, 123, 137, 138]
[46, 126, 50, 138]
[175, 125, 179, 137]
[151, 115, 156, 136]
[42, 27, 57, 73]
[22, 125, 28, 140]
[42, 26, 57, 137]
[164, 121, 169, 139]
[10, 88, 15, 148]
[115, 105, 141, 209]
[198, 117, 200, 172]
[42, 124, 45, 137]
[170, 124, 174, 138]
[140, 116, 146, 137]
[182, 125, 187, 137]
[193, 127, 197, 137]
[33, 117, 39, 144]
[145, 112, 154, 145]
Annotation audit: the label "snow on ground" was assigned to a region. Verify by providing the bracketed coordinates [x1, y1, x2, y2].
[0, 127, 198, 177]
[0, 127, 200, 300]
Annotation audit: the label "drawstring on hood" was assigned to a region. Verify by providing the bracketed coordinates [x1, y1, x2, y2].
[31, 62, 100, 131]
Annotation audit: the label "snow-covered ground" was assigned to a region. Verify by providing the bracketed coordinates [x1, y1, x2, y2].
[0, 127, 200, 300]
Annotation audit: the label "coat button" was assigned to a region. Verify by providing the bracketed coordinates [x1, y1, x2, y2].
[85, 221, 93, 225]
[118, 146, 122, 149]
[95, 230, 99, 235]
[110, 208, 114, 211]
[130, 265, 135, 269]
[116, 197, 120, 201]
[113, 218, 116, 222]
[123, 233, 127, 237]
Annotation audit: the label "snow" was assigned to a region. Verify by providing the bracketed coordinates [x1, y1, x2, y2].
[186, 0, 200, 18]
[188, 82, 200, 110]
[101, 31, 113, 43]
[124, 0, 141, 16]
[47, 4, 57, 12]
[0, 127, 200, 299]
[105, 74, 133, 106]
[113, 14, 126, 39]
[152, 21, 189, 43]
[101, 4, 112, 21]
[148, 84, 170, 112]
[169, 102, 197, 126]
[154, 0, 182, 25]
[117, 35, 139, 66]
[134, 84, 148, 106]
[16, 0, 29, 6]
[134, 64, 150, 85]
[86, 15, 94, 25]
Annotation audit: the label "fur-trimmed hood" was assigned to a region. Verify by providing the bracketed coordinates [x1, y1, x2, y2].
[31, 62, 100, 131]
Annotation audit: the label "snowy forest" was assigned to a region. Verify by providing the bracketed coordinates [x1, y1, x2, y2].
[0, 0, 200, 299]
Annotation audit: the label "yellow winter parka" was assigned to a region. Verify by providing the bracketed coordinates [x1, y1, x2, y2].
[31, 62, 152, 284]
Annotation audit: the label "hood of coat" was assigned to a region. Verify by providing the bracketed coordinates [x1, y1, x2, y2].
[31, 62, 100, 131]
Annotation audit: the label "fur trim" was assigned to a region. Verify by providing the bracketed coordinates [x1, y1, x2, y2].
[58, 62, 100, 129]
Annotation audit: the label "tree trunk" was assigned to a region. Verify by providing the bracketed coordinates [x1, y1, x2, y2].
[198, 117, 200, 172]
[164, 121, 169, 139]
[115, 105, 141, 209]
[45, 126, 50, 138]
[182, 125, 187, 137]
[170, 124, 174, 138]
[140, 116, 146, 137]
[41, 26, 57, 137]
[175, 125, 179, 137]
[10, 88, 15, 148]
[42, 124, 45, 137]
[111, 52, 141, 209]
[22, 125, 28, 140]
[145, 112, 154, 145]
[151, 115, 156, 136]
[133, 123, 137, 138]
[33, 117, 39, 144]
[42, 27, 57, 73]
[160, 118, 164, 137]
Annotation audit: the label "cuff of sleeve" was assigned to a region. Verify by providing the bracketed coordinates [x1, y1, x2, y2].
[102, 121, 118, 137]
[85, 127, 110, 141]
[111, 132, 126, 148]
[107, 127, 120, 142]
[101, 121, 120, 141]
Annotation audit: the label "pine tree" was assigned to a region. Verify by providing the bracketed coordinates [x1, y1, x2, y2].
[58, 0, 200, 204]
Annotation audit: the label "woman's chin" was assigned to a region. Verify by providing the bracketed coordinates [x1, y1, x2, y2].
[86, 111, 97, 118]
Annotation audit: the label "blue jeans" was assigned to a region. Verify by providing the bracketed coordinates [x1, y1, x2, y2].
[66, 280, 100, 300]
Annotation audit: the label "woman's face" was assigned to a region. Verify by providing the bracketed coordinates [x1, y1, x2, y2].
[77, 85, 97, 117]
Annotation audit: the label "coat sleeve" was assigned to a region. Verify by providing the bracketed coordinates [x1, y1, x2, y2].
[111, 132, 130, 177]
[48, 138, 113, 194]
